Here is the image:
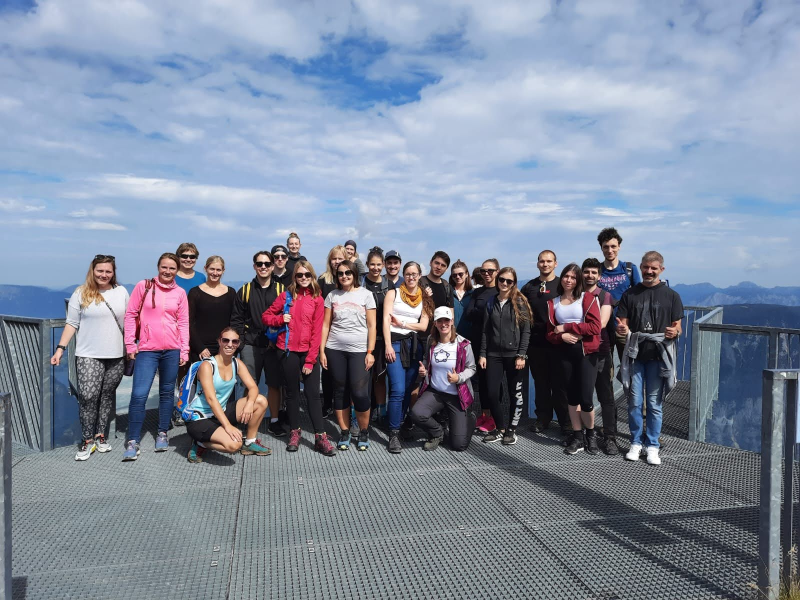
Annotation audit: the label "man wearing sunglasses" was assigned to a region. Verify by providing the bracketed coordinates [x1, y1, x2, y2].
[520, 250, 569, 436]
[271, 244, 292, 288]
[230, 250, 287, 437]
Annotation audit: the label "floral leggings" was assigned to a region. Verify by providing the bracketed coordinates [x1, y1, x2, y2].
[76, 357, 125, 441]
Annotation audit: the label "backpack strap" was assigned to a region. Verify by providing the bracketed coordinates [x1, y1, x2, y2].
[624, 262, 633, 283]
[242, 282, 251, 305]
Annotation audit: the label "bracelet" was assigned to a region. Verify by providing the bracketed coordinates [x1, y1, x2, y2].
[57, 345, 67, 351]
[516, 354, 527, 360]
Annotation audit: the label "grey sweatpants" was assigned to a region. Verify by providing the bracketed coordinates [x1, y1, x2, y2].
[410, 389, 475, 451]
[76, 356, 125, 440]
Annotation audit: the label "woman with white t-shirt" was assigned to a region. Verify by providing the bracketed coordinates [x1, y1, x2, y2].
[320, 260, 377, 451]
[51, 255, 130, 461]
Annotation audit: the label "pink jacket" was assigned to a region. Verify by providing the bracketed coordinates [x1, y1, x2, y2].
[124, 278, 190, 362]
[262, 287, 324, 371]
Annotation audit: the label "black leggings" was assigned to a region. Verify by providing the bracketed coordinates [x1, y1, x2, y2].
[280, 351, 324, 433]
[528, 344, 569, 426]
[486, 356, 525, 431]
[410, 389, 474, 451]
[595, 351, 617, 436]
[326, 348, 371, 412]
[554, 343, 598, 412]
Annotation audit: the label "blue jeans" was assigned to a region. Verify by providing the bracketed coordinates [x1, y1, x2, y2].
[386, 340, 421, 430]
[127, 349, 180, 443]
[628, 359, 665, 448]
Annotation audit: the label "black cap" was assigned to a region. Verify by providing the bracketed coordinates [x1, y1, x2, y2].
[271, 245, 288, 256]
[384, 250, 401, 262]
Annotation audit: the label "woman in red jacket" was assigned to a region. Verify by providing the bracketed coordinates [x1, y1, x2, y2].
[262, 260, 336, 456]
[546, 263, 602, 456]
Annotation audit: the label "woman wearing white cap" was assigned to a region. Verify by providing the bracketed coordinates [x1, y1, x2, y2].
[411, 306, 477, 451]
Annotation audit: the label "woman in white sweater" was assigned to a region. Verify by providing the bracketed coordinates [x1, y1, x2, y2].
[51, 255, 130, 461]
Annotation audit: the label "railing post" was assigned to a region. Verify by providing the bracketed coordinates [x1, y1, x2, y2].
[689, 317, 703, 442]
[0, 392, 12, 600]
[768, 332, 780, 369]
[38, 321, 53, 452]
[760, 370, 787, 600]
[782, 377, 800, 586]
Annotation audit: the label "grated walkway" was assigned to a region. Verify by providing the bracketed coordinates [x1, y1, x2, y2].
[11, 386, 764, 600]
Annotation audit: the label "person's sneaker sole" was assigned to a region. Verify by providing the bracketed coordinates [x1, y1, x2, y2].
[75, 447, 95, 461]
[241, 446, 272, 456]
[121, 450, 140, 462]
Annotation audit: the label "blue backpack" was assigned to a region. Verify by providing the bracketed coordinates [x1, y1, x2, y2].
[175, 357, 238, 422]
[265, 290, 293, 350]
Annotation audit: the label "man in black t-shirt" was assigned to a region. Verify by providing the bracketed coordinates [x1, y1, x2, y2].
[420, 251, 454, 309]
[520, 250, 569, 435]
[616, 250, 683, 466]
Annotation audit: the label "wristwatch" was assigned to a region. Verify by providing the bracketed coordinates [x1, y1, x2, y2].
[516, 354, 527, 360]
[57, 345, 67, 351]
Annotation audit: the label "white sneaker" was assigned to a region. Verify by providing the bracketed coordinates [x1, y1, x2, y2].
[95, 435, 112, 453]
[625, 443, 642, 461]
[75, 439, 96, 461]
[646, 446, 662, 465]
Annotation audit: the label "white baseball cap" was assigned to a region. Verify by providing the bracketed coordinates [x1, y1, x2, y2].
[433, 306, 453, 321]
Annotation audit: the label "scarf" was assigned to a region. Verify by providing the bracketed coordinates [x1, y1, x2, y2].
[399, 282, 422, 308]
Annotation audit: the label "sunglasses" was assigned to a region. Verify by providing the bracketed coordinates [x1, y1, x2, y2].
[498, 277, 515, 285]
[254, 261, 272, 268]
[452, 272, 466, 278]
[480, 268, 497, 275]
[179, 254, 197, 260]
[273, 254, 287, 260]
[94, 254, 115, 261]
[337, 270, 354, 278]
[220, 337, 240, 346]
[295, 272, 313, 280]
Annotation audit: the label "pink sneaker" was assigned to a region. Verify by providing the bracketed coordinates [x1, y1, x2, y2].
[476, 415, 489, 432]
[484, 416, 497, 432]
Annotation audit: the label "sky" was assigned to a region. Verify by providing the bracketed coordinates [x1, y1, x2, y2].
[0, 0, 798, 288]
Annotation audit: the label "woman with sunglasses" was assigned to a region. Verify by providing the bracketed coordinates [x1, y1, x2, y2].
[51, 254, 129, 460]
[412, 307, 477, 451]
[320, 260, 377, 450]
[362, 247, 390, 424]
[450, 259, 473, 338]
[262, 260, 336, 456]
[187, 256, 236, 363]
[478, 267, 532, 445]
[384, 261, 434, 454]
[463, 259, 499, 432]
[545, 263, 602, 455]
[123, 252, 190, 460]
[185, 327, 272, 462]
[174, 242, 205, 294]
[318, 245, 348, 416]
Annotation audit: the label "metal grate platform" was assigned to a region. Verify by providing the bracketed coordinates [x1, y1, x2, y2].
[11, 399, 763, 600]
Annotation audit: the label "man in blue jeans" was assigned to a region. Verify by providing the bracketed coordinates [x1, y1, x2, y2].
[615, 251, 683, 466]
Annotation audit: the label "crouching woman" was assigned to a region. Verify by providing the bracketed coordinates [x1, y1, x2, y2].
[184, 327, 272, 462]
[410, 307, 477, 451]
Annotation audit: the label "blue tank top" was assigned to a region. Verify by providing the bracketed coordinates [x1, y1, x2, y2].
[192, 356, 237, 416]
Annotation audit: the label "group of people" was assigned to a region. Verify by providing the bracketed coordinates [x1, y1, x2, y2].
[51, 228, 683, 466]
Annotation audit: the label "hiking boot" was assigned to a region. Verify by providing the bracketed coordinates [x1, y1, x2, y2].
[154, 431, 169, 452]
[502, 429, 518, 446]
[287, 428, 301, 452]
[75, 439, 96, 461]
[646, 446, 662, 465]
[122, 440, 140, 462]
[94, 435, 111, 453]
[338, 430, 351, 451]
[564, 431, 585, 455]
[482, 429, 503, 444]
[241, 439, 272, 456]
[268, 420, 286, 437]
[585, 430, 600, 455]
[625, 443, 643, 461]
[171, 408, 185, 427]
[187, 441, 206, 463]
[529, 419, 549, 433]
[357, 429, 370, 451]
[423, 435, 443, 451]
[388, 430, 402, 454]
[602, 436, 620, 456]
[314, 433, 337, 457]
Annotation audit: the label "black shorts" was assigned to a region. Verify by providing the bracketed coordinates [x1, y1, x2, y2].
[185, 399, 242, 443]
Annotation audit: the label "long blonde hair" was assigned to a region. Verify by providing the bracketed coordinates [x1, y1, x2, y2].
[320, 245, 347, 285]
[288, 260, 321, 298]
[497, 267, 532, 326]
[78, 255, 118, 308]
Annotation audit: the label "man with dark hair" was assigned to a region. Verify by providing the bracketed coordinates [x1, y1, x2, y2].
[597, 227, 641, 358]
[520, 250, 569, 435]
[582, 257, 618, 454]
[420, 251, 453, 308]
[271, 245, 291, 288]
[617, 251, 683, 466]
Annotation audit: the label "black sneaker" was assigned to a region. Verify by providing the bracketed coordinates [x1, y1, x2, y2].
[560, 424, 574, 444]
[585, 430, 600, 455]
[482, 429, 503, 444]
[423, 436, 443, 451]
[564, 432, 584, 455]
[602, 436, 620, 456]
[171, 408, 185, 427]
[502, 429, 518, 445]
[529, 419, 549, 433]
[388, 430, 402, 454]
[268, 420, 286, 437]
[400, 422, 415, 440]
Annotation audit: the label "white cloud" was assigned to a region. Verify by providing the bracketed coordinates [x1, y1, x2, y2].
[0, 199, 46, 213]
[187, 214, 252, 232]
[69, 206, 120, 218]
[17, 218, 126, 231]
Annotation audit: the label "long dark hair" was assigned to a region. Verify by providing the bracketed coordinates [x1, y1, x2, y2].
[449, 259, 473, 291]
[556, 263, 584, 301]
[335, 260, 361, 290]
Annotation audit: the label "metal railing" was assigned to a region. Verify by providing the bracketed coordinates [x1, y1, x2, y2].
[758, 369, 800, 600]
[0, 392, 11, 600]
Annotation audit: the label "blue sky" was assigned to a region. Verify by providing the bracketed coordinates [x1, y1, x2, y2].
[1, 0, 798, 287]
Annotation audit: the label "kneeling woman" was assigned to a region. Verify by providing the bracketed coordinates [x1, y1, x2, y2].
[184, 328, 272, 462]
[545, 263, 602, 455]
[411, 307, 476, 451]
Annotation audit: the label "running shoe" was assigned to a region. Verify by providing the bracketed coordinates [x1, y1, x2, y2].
[268, 420, 286, 437]
[338, 430, 351, 451]
[564, 432, 584, 455]
[241, 439, 272, 456]
[529, 419, 549, 433]
[187, 441, 206, 463]
[75, 439, 96, 461]
[585, 430, 600, 455]
[94, 435, 112, 453]
[314, 433, 337, 457]
[625, 444, 643, 461]
[171, 408, 185, 427]
[122, 440, 140, 462]
[482, 429, 503, 444]
[646, 446, 662, 465]
[287, 428, 301, 452]
[423, 435, 443, 451]
[154, 431, 169, 452]
[501, 429, 517, 446]
[357, 429, 370, 451]
[476, 415, 489, 432]
[388, 430, 402, 454]
[602, 436, 620, 456]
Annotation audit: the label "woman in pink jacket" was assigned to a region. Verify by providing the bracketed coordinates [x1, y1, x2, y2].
[262, 260, 336, 456]
[122, 252, 190, 461]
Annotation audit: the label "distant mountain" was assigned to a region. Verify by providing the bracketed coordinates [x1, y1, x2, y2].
[673, 281, 800, 306]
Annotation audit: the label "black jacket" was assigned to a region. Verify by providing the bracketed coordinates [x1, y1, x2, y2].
[419, 275, 453, 308]
[480, 295, 531, 358]
[462, 286, 497, 349]
[230, 278, 286, 347]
